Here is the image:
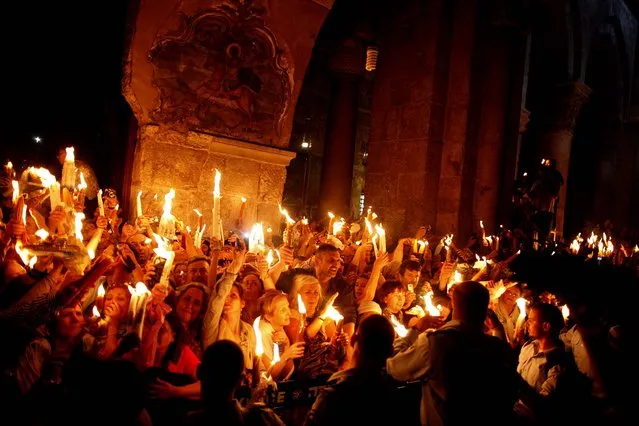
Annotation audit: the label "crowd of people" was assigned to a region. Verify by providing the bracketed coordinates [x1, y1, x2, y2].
[0, 151, 637, 426]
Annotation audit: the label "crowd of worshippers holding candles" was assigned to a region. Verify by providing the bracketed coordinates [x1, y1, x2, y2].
[0, 147, 637, 426]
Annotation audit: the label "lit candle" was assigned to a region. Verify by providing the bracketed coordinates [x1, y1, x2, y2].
[11, 180, 19, 204]
[211, 169, 222, 240]
[96, 283, 106, 309]
[61, 147, 76, 189]
[390, 314, 408, 337]
[5, 161, 15, 179]
[157, 188, 176, 240]
[515, 297, 527, 333]
[153, 234, 175, 290]
[278, 205, 295, 247]
[561, 305, 569, 321]
[375, 224, 386, 253]
[248, 223, 265, 253]
[480, 220, 487, 246]
[97, 189, 105, 217]
[296, 294, 307, 342]
[136, 191, 143, 218]
[76, 172, 87, 210]
[238, 197, 247, 229]
[333, 218, 345, 237]
[74, 212, 85, 243]
[327, 212, 335, 235]
[424, 291, 442, 317]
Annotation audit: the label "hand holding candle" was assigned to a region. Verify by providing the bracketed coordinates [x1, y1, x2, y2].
[514, 297, 528, 337]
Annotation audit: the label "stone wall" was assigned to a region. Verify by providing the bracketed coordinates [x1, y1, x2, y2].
[123, 0, 332, 232]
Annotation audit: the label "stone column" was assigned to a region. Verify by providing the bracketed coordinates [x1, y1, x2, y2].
[470, 23, 519, 237]
[318, 40, 364, 216]
[538, 81, 591, 238]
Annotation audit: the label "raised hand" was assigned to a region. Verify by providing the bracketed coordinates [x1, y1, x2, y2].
[282, 341, 305, 361]
[226, 248, 247, 275]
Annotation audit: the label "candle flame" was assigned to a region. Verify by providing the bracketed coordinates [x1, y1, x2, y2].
[324, 305, 343, 323]
[253, 316, 264, 357]
[301, 218, 309, 225]
[272, 343, 280, 364]
[248, 223, 265, 253]
[266, 249, 275, 268]
[92, 306, 101, 318]
[28, 256, 38, 269]
[193, 209, 202, 217]
[97, 285, 106, 298]
[634, 245, 639, 253]
[213, 169, 221, 197]
[390, 315, 408, 337]
[35, 228, 49, 241]
[278, 205, 295, 225]
[516, 297, 527, 318]
[241, 196, 247, 203]
[11, 180, 19, 203]
[327, 212, 335, 219]
[74, 212, 85, 242]
[162, 188, 175, 218]
[371, 212, 378, 220]
[88, 249, 96, 260]
[480, 220, 484, 229]
[561, 305, 569, 321]
[134, 281, 151, 296]
[333, 218, 346, 236]
[6, 161, 13, 170]
[65, 147, 75, 162]
[424, 291, 441, 316]
[28, 167, 57, 187]
[78, 172, 87, 191]
[297, 294, 306, 315]
[15, 240, 34, 267]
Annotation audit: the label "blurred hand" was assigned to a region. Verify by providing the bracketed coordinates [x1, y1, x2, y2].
[48, 207, 66, 231]
[278, 246, 294, 266]
[373, 252, 390, 270]
[403, 291, 416, 309]
[282, 341, 305, 361]
[149, 379, 179, 400]
[96, 215, 108, 230]
[135, 215, 151, 231]
[226, 248, 247, 275]
[47, 262, 69, 294]
[256, 255, 269, 277]
[413, 314, 446, 332]
[6, 220, 26, 239]
[143, 262, 157, 284]
[150, 283, 169, 305]
[333, 331, 349, 347]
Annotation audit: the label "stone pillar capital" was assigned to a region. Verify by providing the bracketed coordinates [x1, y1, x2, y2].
[550, 81, 592, 133]
[329, 39, 366, 77]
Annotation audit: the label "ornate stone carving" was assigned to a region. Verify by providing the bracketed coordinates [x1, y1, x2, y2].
[149, 0, 292, 144]
[550, 82, 591, 133]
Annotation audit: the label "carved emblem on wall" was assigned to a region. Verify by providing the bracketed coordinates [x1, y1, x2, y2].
[149, 0, 292, 143]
